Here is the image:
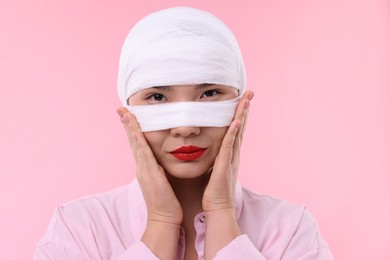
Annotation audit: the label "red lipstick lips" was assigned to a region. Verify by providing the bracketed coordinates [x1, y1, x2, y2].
[170, 145, 207, 161]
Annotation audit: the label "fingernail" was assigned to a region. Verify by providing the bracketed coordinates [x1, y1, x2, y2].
[236, 120, 242, 129]
[249, 92, 254, 100]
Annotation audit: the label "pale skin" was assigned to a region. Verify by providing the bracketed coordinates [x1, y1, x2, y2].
[116, 84, 254, 260]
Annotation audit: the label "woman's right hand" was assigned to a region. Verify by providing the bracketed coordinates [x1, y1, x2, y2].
[117, 108, 182, 259]
[117, 107, 183, 225]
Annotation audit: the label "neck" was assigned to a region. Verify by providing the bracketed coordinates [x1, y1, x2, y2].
[167, 172, 209, 228]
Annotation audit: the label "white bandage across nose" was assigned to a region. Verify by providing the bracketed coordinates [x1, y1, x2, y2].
[125, 97, 239, 132]
[117, 7, 247, 132]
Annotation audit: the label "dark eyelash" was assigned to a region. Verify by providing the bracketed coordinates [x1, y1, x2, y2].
[145, 93, 153, 99]
[203, 89, 222, 95]
[145, 93, 162, 98]
[145, 93, 166, 101]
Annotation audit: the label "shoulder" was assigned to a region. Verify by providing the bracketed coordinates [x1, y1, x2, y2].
[37, 184, 134, 258]
[240, 187, 307, 223]
[59, 184, 130, 217]
[40, 184, 131, 244]
[238, 187, 331, 258]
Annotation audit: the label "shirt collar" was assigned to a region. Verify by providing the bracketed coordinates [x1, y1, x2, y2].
[127, 178, 243, 240]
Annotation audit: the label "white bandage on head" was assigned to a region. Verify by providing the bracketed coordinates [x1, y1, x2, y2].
[117, 7, 247, 132]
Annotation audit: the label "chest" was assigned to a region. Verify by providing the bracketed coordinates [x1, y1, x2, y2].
[179, 216, 206, 260]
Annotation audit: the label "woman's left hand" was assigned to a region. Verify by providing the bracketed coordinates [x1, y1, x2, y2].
[202, 90, 254, 259]
[202, 90, 254, 214]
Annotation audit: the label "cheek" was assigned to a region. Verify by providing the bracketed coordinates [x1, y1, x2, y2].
[143, 131, 167, 155]
[206, 127, 228, 149]
[215, 127, 228, 141]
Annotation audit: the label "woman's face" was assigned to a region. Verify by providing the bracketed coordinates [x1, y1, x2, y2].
[127, 84, 239, 179]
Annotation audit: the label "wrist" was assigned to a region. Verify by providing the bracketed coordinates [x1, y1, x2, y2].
[205, 209, 241, 240]
[142, 220, 181, 259]
[145, 219, 182, 233]
[204, 209, 241, 259]
[205, 209, 240, 236]
[147, 211, 183, 226]
[205, 208, 236, 219]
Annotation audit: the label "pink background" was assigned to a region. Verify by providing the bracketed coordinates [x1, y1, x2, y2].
[1, 0, 389, 259]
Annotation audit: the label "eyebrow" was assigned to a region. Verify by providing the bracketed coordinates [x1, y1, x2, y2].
[152, 83, 216, 90]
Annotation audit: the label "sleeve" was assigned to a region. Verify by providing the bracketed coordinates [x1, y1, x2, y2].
[214, 234, 266, 259]
[34, 243, 88, 260]
[280, 208, 334, 260]
[214, 208, 334, 260]
[34, 207, 89, 260]
[34, 207, 160, 260]
[116, 241, 159, 260]
[34, 241, 159, 260]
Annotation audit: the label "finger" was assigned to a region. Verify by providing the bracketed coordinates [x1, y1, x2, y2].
[247, 91, 255, 101]
[132, 132, 164, 183]
[222, 120, 241, 151]
[213, 119, 241, 174]
[124, 112, 161, 174]
[239, 108, 250, 140]
[215, 91, 253, 169]
[124, 112, 143, 142]
[121, 112, 138, 160]
[231, 93, 253, 171]
[231, 110, 248, 168]
[232, 91, 252, 143]
[122, 112, 144, 157]
[116, 107, 128, 119]
[234, 94, 248, 120]
[232, 91, 253, 127]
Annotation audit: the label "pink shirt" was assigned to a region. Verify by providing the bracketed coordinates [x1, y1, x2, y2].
[35, 179, 333, 259]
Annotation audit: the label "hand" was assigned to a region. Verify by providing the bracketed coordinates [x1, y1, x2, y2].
[117, 108, 182, 259]
[116, 108, 183, 226]
[202, 91, 253, 260]
[202, 90, 254, 214]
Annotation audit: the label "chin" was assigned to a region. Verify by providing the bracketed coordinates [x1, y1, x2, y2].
[164, 162, 212, 179]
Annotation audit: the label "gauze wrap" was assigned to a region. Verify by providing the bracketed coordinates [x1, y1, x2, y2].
[117, 7, 247, 132]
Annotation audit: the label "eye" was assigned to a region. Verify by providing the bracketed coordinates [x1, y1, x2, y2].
[146, 93, 167, 103]
[201, 89, 221, 99]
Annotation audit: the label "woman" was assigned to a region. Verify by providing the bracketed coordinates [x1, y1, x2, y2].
[35, 7, 333, 260]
